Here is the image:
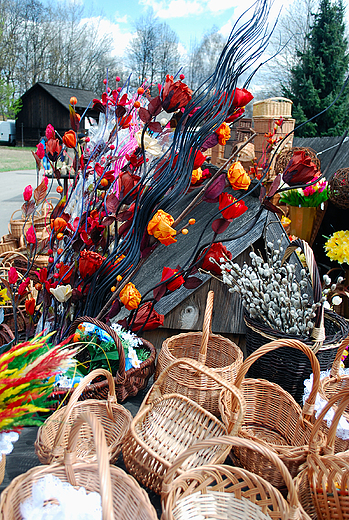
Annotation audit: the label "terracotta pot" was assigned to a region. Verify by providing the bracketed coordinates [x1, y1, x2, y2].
[288, 205, 317, 243]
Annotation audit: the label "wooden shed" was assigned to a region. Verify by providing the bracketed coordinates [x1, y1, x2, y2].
[16, 83, 99, 147]
[117, 167, 290, 355]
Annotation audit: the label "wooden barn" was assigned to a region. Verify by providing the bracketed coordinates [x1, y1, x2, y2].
[16, 83, 99, 147]
[116, 165, 290, 356]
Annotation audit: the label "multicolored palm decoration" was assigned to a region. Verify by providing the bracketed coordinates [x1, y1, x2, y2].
[0, 333, 76, 432]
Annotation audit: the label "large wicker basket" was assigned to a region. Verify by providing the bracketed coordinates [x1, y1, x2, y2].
[161, 436, 311, 520]
[244, 239, 349, 405]
[219, 338, 326, 489]
[295, 389, 349, 520]
[47, 316, 156, 406]
[122, 357, 246, 495]
[0, 412, 158, 520]
[35, 368, 132, 464]
[155, 291, 243, 416]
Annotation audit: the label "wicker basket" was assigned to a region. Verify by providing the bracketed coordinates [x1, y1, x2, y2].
[155, 291, 243, 416]
[48, 316, 157, 405]
[8, 210, 30, 239]
[244, 239, 349, 405]
[161, 436, 311, 520]
[0, 412, 158, 520]
[34, 200, 54, 231]
[0, 455, 5, 486]
[219, 338, 326, 489]
[35, 368, 132, 464]
[295, 389, 349, 520]
[0, 235, 18, 254]
[253, 97, 293, 118]
[122, 357, 246, 495]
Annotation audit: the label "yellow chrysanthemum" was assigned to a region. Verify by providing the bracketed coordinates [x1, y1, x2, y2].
[324, 230, 349, 264]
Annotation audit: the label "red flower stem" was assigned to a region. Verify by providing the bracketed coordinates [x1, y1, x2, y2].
[173, 133, 256, 228]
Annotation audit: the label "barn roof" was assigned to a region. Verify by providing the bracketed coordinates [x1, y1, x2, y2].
[21, 82, 97, 111]
[293, 136, 349, 179]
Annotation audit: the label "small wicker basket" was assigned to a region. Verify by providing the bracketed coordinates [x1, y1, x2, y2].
[295, 389, 349, 520]
[155, 291, 243, 416]
[122, 357, 246, 495]
[219, 338, 326, 489]
[161, 436, 311, 520]
[0, 412, 158, 520]
[8, 210, 30, 239]
[253, 97, 293, 118]
[35, 368, 132, 464]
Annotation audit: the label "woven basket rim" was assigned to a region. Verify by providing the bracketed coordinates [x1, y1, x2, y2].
[244, 309, 348, 351]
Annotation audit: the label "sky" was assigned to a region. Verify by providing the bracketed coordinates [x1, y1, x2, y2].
[80, 0, 293, 57]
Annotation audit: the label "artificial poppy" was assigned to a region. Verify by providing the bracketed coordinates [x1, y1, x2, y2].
[161, 266, 185, 291]
[25, 298, 36, 315]
[227, 162, 251, 191]
[218, 192, 248, 220]
[225, 107, 245, 124]
[282, 150, 320, 186]
[230, 88, 253, 108]
[62, 129, 77, 148]
[161, 75, 193, 113]
[129, 302, 164, 332]
[201, 242, 232, 275]
[147, 209, 177, 246]
[79, 250, 104, 278]
[119, 282, 141, 310]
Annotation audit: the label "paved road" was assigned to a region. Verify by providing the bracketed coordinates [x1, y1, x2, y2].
[0, 170, 59, 239]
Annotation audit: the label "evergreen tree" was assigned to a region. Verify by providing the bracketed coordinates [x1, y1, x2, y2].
[283, 0, 349, 136]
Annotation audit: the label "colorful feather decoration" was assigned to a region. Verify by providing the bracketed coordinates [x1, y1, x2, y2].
[0, 332, 77, 432]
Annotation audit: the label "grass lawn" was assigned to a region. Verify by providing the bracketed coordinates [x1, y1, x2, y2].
[0, 145, 37, 172]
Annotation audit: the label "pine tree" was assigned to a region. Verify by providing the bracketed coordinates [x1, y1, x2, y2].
[283, 0, 349, 136]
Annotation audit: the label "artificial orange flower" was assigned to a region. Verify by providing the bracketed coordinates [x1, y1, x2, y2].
[215, 122, 231, 146]
[227, 162, 251, 191]
[119, 282, 141, 310]
[147, 209, 177, 246]
[51, 217, 67, 234]
[62, 129, 77, 148]
[191, 167, 203, 184]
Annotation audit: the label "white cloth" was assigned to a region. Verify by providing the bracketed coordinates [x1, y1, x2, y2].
[20, 474, 102, 520]
[303, 368, 349, 439]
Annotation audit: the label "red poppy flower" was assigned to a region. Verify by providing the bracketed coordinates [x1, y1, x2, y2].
[18, 277, 30, 296]
[161, 266, 185, 292]
[201, 243, 232, 275]
[225, 107, 245, 123]
[282, 150, 320, 186]
[79, 250, 104, 278]
[161, 75, 193, 113]
[25, 298, 36, 316]
[129, 302, 164, 332]
[230, 88, 253, 108]
[218, 192, 248, 220]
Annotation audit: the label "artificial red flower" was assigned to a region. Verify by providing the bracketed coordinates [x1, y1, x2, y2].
[129, 302, 164, 332]
[8, 267, 18, 285]
[282, 150, 320, 186]
[25, 298, 35, 315]
[18, 277, 30, 296]
[46, 138, 62, 162]
[79, 250, 104, 278]
[52, 217, 67, 234]
[230, 88, 253, 108]
[225, 107, 245, 124]
[38, 268, 47, 283]
[218, 192, 248, 220]
[161, 75, 193, 113]
[161, 266, 185, 292]
[36, 142, 45, 159]
[193, 150, 206, 169]
[59, 264, 73, 284]
[23, 185, 33, 202]
[45, 124, 55, 140]
[26, 225, 36, 244]
[62, 130, 77, 148]
[201, 242, 232, 275]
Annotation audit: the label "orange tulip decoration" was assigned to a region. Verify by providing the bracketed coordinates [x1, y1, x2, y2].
[215, 122, 231, 146]
[227, 162, 251, 190]
[62, 129, 77, 148]
[147, 209, 177, 246]
[119, 282, 141, 310]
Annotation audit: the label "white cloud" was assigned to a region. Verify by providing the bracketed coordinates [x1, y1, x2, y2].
[114, 14, 129, 23]
[86, 17, 134, 55]
[140, 0, 236, 18]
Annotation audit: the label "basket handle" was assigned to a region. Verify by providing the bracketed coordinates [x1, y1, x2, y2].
[328, 336, 349, 379]
[282, 238, 325, 349]
[161, 435, 299, 515]
[145, 357, 246, 435]
[69, 316, 127, 380]
[234, 338, 320, 421]
[64, 412, 115, 520]
[50, 368, 116, 460]
[198, 291, 214, 365]
[308, 388, 349, 455]
[8, 209, 25, 234]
